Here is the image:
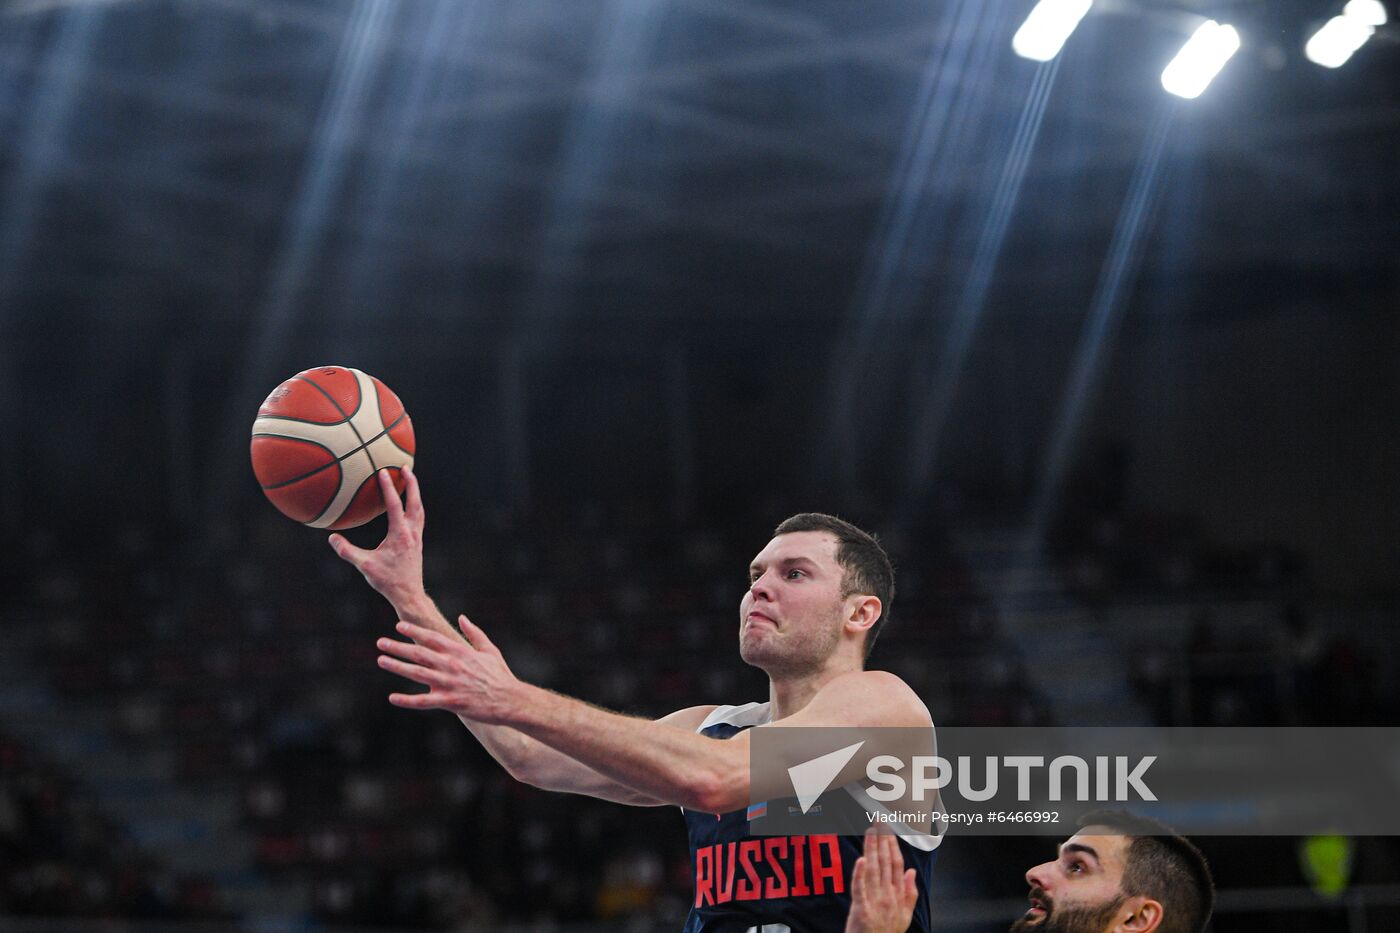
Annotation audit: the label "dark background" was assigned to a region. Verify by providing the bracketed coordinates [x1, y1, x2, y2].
[1, 0, 1397, 930]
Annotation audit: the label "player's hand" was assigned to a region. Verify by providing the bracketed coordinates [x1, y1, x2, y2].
[845, 827, 918, 933]
[377, 616, 523, 724]
[328, 466, 427, 612]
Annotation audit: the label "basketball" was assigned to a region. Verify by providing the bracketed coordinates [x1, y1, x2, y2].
[250, 366, 416, 530]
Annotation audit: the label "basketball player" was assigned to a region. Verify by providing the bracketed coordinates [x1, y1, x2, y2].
[845, 812, 1214, 933]
[331, 467, 940, 931]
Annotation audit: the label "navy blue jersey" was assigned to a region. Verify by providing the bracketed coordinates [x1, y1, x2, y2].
[681, 703, 940, 933]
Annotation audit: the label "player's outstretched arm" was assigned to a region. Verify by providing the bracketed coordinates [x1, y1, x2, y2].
[379, 617, 738, 811]
[379, 615, 719, 805]
[845, 828, 919, 933]
[379, 623, 931, 814]
[513, 667, 934, 813]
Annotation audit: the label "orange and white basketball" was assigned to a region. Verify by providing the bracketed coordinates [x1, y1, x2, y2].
[250, 366, 415, 530]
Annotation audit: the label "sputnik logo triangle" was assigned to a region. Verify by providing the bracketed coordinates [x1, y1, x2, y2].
[787, 740, 865, 814]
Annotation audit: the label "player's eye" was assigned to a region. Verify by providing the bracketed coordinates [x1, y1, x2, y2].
[786, 569, 805, 579]
[1067, 860, 1085, 874]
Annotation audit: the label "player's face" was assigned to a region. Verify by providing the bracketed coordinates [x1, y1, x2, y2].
[1010, 830, 1131, 933]
[739, 531, 848, 674]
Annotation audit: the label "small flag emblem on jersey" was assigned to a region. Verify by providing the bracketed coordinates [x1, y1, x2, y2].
[746, 801, 768, 820]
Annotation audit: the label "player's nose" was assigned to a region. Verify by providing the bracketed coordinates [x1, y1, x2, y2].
[1025, 861, 1051, 891]
[749, 571, 775, 600]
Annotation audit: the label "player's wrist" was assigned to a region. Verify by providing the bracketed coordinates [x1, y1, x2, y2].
[502, 681, 553, 730]
[390, 589, 437, 623]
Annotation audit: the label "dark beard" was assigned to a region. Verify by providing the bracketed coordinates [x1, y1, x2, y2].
[1008, 894, 1125, 933]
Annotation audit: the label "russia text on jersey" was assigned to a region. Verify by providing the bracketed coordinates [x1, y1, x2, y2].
[693, 834, 845, 907]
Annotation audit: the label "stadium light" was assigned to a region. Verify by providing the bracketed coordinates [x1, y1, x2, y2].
[1012, 0, 1093, 62]
[1305, 1, 1387, 68]
[1343, 0, 1388, 27]
[1160, 20, 1241, 99]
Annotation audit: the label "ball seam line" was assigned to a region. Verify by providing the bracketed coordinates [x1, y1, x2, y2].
[296, 371, 367, 449]
[251, 411, 408, 490]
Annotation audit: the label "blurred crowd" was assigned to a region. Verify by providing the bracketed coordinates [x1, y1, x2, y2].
[1, 485, 1396, 928]
[1048, 443, 1397, 728]
[0, 730, 228, 922]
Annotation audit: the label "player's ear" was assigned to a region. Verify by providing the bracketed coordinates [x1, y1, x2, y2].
[1114, 896, 1163, 933]
[845, 594, 881, 634]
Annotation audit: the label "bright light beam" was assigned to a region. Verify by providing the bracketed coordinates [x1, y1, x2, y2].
[209, 0, 394, 526]
[1027, 101, 1177, 540]
[327, 0, 477, 336]
[1306, 1, 1386, 68]
[821, 0, 997, 494]
[505, 0, 667, 512]
[900, 56, 1062, 512]
[1161, 20, 1240, 99]
[1012, 0, 1092, 62]
[0, 6, 104, 535]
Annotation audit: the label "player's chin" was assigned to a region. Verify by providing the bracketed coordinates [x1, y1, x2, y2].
[738, 632, 778, 665]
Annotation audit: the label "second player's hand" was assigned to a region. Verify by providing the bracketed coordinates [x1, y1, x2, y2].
[845, 827, 918, 933]
[328, 466, 427, 611]
[377, 617, 524, 724]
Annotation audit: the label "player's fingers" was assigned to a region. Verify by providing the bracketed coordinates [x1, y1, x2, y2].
[884, 834, 903, 887]
[458, 615, 498, 655]
[388, 691, 443, 710]
[456, 615, 477, 649]
[902, 868, 918, 911]
[376, 636, 437, 666]
[849, 855, 866, 899]
[403, 464, 425, 525]
[328, 533, 367, 567]
[864, 826, 882, 880]
[378, 469, 405, 526]
[395, 620, 456, 652]
[377, 655, 452, 688]
[856, 829, 879, 885]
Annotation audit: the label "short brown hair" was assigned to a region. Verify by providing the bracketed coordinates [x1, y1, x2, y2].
[1077, 810, 1215, 933]
[771, 513, 894, 659]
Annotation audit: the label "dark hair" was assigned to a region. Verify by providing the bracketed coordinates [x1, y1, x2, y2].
[1076, 810, 1215, 933]
[771, 513, 894, 659]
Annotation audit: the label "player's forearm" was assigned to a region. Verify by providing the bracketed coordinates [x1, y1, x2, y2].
[451, 715, 563, 788]
[453, 716, 655, 803]
[509, 685, 746, 812]
[455, 716, 546, 782]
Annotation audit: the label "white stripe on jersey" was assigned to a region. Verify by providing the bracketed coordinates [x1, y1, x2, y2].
[698, 701, 773, 732]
